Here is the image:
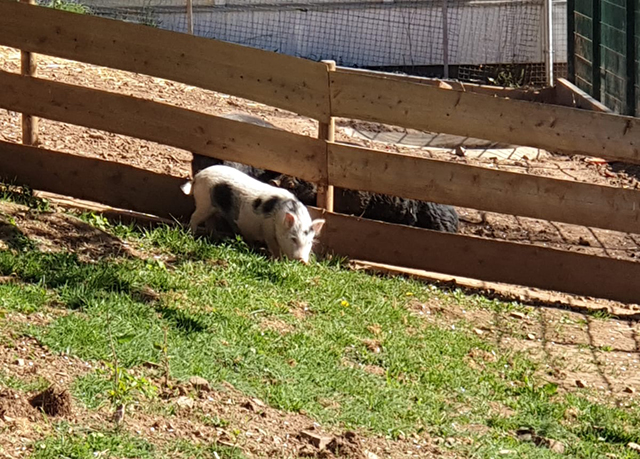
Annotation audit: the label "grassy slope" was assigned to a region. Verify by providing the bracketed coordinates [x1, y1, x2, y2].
[0, 195, 639, 458]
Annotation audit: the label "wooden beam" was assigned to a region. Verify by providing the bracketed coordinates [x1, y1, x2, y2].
[554, 78, 613, 113]
[308, 208, 640, 305]
[330, 70, 640, 164]
[317, 60, 336, 211]
[0, 140, 192, 219]
[19, 0, 38, 147]
[0, 0, 329, 121]
[335, 66, 553, 102]
[0, 70, 325, 183]
[328, 142, 640, 234]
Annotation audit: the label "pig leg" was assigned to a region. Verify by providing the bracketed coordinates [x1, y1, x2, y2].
[265, 235, 283, 260]
[188, 206, 217, 233]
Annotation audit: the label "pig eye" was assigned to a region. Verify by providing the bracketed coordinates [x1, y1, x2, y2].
[291, 236, 298, 244]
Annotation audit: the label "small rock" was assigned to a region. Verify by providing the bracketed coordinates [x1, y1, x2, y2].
[623, 386, 636, 394]
[548, 439, 565, 454]
[241, 399, 265, 414]
[189, 376, 210, 391]
[15, 359, 25, 366]
[527, 333, 536, 340]
[365, 451, 380, 459]
[300, 430, 333, 450]
[175, 396, 194, 410]
[473, 328, 484, 335]
[576, 380, 588, 388]
[628, 442, 640, 452]
[510, 311, 526, 320]
[438, 81, 453, 90]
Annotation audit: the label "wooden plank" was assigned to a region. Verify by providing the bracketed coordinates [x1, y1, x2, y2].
[0, 0, 329, 121]
[554, 78, 614, 112]
[328, 142, 640, 234]
[308, 208, 640, 305]
[335, 67, 553, 102]
[330, 70, 640, 164]
[0, 70, 325, 183]
[0, 140, 192, 219]
[349, 261, 640, 317]
[19, 0, 38, 146]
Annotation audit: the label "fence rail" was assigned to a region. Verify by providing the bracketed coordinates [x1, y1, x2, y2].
[1, 1, 640, 304]
[0, 0, 330, 121]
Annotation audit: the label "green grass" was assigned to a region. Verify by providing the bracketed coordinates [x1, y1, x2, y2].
[1, 202, 639, 458]
[30, 424, 243, 459]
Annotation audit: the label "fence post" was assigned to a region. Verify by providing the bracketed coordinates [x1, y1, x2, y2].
[544, 0, 555, 85]
[20, 0, 38, 146]
[626, 0, 636, 115]
[317, 60, 336, 212]
[442, 0, 449, 79]
[187, 0, 194, 34]
[567, 0, 575, 82]
[592, 0, 602, 100]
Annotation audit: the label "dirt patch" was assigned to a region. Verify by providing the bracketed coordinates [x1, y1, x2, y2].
[29, 385, 72, 417]
[0, 389, 39, 421]
[407, 298, 640, 396]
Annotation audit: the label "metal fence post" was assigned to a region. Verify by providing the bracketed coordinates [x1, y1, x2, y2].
[568, 0, 576, 82]
[626, 0, 636, 115]
[593, 0, 602, 100]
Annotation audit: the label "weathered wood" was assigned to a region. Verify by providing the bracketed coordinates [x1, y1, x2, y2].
[328, 142, 640, 234]
[330, 70, 640, 164]
[0, 0, 329, 121]
[335, 66, 553, 102]
[0, 140, 192, 219]
[554, 78, 613, 113]
[0, 70, 325, 183]
[19, 0, 38, 146]
[317, 60, 336, 211]
[308, 208, 640, 305]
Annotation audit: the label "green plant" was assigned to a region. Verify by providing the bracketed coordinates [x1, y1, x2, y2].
[47, 0, 90, 14]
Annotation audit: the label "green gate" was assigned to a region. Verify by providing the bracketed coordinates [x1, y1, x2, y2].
[568, 0, 638, 114]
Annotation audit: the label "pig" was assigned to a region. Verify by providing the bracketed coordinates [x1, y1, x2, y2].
[181, 165, 325, 264]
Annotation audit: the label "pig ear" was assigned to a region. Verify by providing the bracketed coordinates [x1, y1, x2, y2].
[268, 178, 281, 187]
[284, 212, 296, 229]
[311, 219, 325, 235]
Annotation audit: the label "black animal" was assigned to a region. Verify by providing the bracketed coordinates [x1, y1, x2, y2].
[270, 175, 459, 233]
[191, 112, 459, 233]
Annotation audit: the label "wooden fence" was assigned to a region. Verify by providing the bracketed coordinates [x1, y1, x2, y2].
[1, 0, 640, 304]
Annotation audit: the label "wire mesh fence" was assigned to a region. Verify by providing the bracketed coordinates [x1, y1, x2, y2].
[43, 0, 567, 88]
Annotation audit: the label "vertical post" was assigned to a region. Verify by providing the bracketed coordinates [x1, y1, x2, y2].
[544, 0, 555, 85]
[20, 0, 38, 146]
[317, 60, 336, 212]
[626, 0, 636, 115]
[567, 0, 576, 82]
[593, 0, 602, 100]
[442, 0, 449, 79]
[187, 0, 194, 34]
